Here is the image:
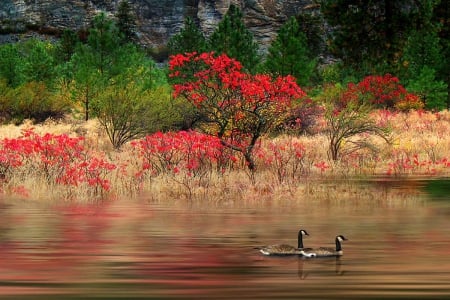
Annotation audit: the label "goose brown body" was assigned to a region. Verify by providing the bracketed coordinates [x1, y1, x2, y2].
[258, 229, 309, 256]
[300, 235, 348, 258]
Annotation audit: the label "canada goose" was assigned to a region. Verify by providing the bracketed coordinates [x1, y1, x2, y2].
[300, 235, 348, 258]
[257, 229, 310, 256]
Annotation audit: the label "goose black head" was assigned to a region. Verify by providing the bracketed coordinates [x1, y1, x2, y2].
[336, 235, 347, 242]
[299, 229, 309, 236]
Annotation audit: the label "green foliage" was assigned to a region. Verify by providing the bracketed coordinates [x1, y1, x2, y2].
[317, 84, 390, 161]
[168, 17, 208, 55]
[0, 79, 13, 121]
[319, 63, 342, 84]
[406, 66, 448, 110]
[115, 0, 137, 43]
[92, 83, 177, 149]
[0, 39, 57, 86]
[55, 29, 80, 63]
[87, 12, 122, 75]
[433, 0, 450, 108]
[320, 0, 435, 73]
[1, 81, 70, 123]
[20, 39, 57, 84]
[265, 17, 316, 86]
[67, 44, 104, 121]
[64, 13, 166, 121]
[0, 43, 24, 87]
[402, 28, 443, 80]
[209, 5, 260, 73]
[296, 11, 326, 58]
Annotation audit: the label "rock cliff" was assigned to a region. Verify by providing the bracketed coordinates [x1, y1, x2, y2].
[0, 0, 317, 52]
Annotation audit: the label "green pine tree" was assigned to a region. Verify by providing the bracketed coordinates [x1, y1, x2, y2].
[88, 12, 122, 75]
[0, 43, 25, 87]
[209, 4, 260, 73]
[115, 0, 137, 43]
[56, 29, 80, 63]
[320, 0, 435, 74]
[433, 0, 450, 108]
[167, 17, 208, 55]
[265, 16, 316, 86]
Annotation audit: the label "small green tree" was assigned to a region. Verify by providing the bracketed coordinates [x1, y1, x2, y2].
[209, 5, 260, 73]
[68, 44, 104, 121]
[93, 82, 159, 149]
[407, 66, 448, 110]
[91, 44, 171, 148]
[168, 17, 208, 55]
[265, 16, 316, 86]
[402, 28, 443, 80]
[0, 43, 25, 87]
[319, 84, 391, 161]
[66, 12, 130, 121]
[55, 29, 80, 63]
[115, 0, 137, 43]
[87, 12, 122, 75]
[20, 39, 57, 84]
[320, 0, 437, 73]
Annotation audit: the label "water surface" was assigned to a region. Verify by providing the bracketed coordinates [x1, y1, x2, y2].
[1, 179, 449, 299]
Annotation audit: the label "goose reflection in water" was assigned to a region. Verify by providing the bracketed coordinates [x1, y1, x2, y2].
[297, 257, 345, 279]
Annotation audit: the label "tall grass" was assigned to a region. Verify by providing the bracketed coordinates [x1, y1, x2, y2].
[1, 110, 449, 202]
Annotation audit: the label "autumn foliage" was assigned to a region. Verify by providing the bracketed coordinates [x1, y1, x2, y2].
[0, 129, 115, 198]
[131, 130, 235, 177]
[1, 52, 449, 201]
[342, 74, 423, 110]
[169, 52, 306, 170]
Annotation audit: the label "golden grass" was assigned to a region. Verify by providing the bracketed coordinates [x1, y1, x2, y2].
[1, 110, 449, 202]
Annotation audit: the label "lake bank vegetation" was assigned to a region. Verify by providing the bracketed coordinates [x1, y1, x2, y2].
[1, 109, 449, 202]
[0, 2, 449, 201]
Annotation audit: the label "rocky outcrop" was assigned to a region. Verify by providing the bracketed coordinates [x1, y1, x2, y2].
[0, 0, 317, 52]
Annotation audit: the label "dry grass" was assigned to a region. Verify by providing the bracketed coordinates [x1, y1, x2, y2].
[1, 110, 449, 202]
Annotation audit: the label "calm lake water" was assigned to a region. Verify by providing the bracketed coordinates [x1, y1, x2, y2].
[1, 179, 449, 299]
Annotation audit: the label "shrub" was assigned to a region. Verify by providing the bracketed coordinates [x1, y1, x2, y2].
[2, 81, 70, 124]
[317, 84, 391, 161]
[343, 74, 423, 110]
[169, 52, 306, 171]
[406, 66, 448, 111]
[0, 129, 116, 198]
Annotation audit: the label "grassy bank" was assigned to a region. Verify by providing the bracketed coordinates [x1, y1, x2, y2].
[0, 110, 449, 202]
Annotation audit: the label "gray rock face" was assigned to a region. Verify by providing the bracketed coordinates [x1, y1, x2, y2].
[0, 0, 316, 51]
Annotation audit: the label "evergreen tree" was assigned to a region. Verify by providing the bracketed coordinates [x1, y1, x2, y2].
[67, 13, 123, 120]
[56, 29, 79, 63]
[320, 0, 433, 73]
[296, 11, 326, 59]
[115, 0, 137, 43]
[20, 39, 56, 85]
[265, 16, 316, 86]
[209, 4, 260, 73]
[87, 12, 122, 75]
[0, 43, 24, 87]
[433, 0, 450, 108]
[168, 17, 208, 55]
[402, 28, 443, 80]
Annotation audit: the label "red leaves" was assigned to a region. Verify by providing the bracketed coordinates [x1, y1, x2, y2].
[0, 129, 116, 196]
[170, 52, 305, 107]
[342, 74, 423, 110]
[169, 52, 307, 169]
[131, 131, 235, 178]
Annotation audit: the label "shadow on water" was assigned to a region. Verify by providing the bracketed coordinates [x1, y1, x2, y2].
[424, 178, 450, 200]
[0, 178, 450, 299]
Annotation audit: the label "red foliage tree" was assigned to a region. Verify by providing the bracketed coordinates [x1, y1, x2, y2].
[342, 74, 423, 110]
[169, 52, 306, 171]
